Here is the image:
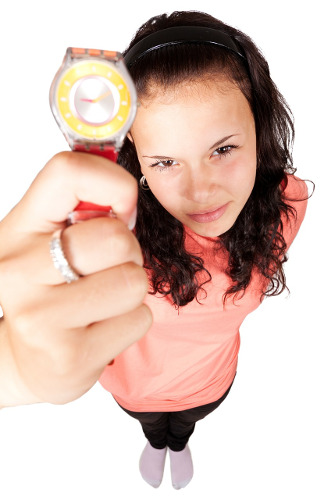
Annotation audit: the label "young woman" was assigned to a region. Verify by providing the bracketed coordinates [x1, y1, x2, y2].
[0, 9, 309, 493]
[97, 11, 309, 490]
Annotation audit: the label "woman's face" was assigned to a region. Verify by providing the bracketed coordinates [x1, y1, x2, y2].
[130, 78, 257, 237]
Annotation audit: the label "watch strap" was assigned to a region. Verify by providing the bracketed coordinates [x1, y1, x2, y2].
[69, 47, 120, 61]
[72, 145, 118, 217]
[73, 143, 118, 162]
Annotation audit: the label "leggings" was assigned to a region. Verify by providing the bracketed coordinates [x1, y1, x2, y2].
[117, 379, 234, 452]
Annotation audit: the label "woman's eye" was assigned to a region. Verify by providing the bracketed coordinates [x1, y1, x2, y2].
[211, 145, 238, 158]
[151, 159, 177, 169]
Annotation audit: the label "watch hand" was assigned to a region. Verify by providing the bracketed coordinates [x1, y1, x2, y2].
[93, 90, 112, 103]
[80, 91, 112, 104]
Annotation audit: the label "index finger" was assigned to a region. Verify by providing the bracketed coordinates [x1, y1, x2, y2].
[9, 151, 138, 233]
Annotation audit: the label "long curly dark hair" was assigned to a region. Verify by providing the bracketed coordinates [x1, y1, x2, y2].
[118, 10, 301, 307]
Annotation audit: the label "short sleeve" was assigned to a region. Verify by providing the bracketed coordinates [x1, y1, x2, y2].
[281, 174, 309, 250]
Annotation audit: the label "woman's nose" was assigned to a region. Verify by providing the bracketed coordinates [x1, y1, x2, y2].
[181, 164, 218, 203]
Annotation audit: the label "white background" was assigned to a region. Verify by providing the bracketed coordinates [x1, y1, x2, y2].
[0, 0, 331, 499]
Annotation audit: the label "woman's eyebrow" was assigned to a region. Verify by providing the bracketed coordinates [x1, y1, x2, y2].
[209, 134, 240, 150]
[142, 134, 241, 160]
[142, 154, 174, 160]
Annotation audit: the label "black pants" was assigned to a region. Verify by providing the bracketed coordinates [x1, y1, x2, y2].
[118, 379, 234, 452]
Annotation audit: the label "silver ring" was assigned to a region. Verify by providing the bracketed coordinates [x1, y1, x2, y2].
[49, 229, 80, 283]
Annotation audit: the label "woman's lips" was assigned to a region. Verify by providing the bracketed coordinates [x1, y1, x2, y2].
[187, 203, 229, 223]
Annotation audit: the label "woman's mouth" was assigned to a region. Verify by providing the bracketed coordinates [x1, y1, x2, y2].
[187, 203, 229, 223]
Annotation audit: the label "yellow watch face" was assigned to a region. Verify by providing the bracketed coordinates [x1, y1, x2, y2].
[56, 59, 132, 140]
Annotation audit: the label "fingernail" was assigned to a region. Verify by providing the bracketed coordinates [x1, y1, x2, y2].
[128, 207, 137, 231]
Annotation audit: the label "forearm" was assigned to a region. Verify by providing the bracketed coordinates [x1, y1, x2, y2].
[0, 319, 41, 409]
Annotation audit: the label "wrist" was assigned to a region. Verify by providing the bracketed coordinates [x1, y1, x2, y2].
[0, 319, 41, 408]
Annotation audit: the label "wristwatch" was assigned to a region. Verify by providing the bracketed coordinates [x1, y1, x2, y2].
[49, 47, 137, 222]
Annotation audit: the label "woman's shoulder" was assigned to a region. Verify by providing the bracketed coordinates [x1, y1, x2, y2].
[283, 174, 309, 201]
[281, 174, 309, 250]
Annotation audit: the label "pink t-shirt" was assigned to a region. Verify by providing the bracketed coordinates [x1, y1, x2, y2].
[99, 175, 308, 412]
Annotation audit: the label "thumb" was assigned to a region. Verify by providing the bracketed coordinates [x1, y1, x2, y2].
[7, 151, 138, 234]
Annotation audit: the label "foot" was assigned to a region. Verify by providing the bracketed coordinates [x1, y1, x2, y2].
[169, 445, 194, 489]
[139, 441, 167, 488]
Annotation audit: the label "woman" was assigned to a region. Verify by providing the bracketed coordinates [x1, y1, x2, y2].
[98, 11, 309, 489]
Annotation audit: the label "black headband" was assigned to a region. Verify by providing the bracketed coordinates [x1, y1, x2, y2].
[124, 26, 246, 67]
